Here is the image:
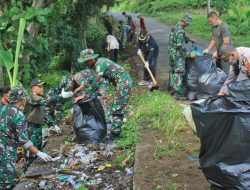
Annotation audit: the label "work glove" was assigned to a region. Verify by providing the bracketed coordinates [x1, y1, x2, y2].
[145, 61, 149, 68]
[37, 151, 52, 162]
[202, 49, 209, 54]
[137, 49, 142, 56]
[60, 88, 74, 98]
[52, 125, 62, 134]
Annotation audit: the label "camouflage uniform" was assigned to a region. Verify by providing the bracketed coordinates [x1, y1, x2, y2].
[119, 21, 131, 49]
[0, 87, 32, 189]
[0, 101, 5, 108]
[45, 87, 63, 127]
[85, 57, 133, 134]
[168, 14, 192, 98]
[25, 93, 59, 152]
[65, 69, 111, 124]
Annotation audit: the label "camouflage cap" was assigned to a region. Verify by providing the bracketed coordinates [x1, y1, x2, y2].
[9, 86, 28, 103]
[181, 14, 192, 24]
[77, 49, 99, 63]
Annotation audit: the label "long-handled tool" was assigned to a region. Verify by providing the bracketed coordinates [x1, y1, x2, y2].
[138, 54, 159, 91]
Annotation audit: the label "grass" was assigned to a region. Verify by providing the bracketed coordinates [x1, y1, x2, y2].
[116, 90, 187, 157]
[154, 182, 181, 190]
[153, 9, 211, 40]
[113, 150, 134, 168]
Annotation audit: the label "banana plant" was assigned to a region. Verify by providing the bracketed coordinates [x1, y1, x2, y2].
[228, 0, 250, 35]
[0, 18, 26, 87]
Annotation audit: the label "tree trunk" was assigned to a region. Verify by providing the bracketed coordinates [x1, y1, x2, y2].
[26, 0, 45, 42]
[0, 65, 4, 86]
[207, 0, 211, 15]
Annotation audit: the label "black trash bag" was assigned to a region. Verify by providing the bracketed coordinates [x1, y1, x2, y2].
[186, 55, 215, 100]
[228, 79, 250, 100]
[191, 96, 250, 189]
[73, 92, 107, 144]
[197, 68, 227, 99]
[187, 91, 197, 101]
[186, 64, 199, 90]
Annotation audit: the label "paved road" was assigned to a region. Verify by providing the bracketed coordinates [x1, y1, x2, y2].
[110, 11, 209, 89]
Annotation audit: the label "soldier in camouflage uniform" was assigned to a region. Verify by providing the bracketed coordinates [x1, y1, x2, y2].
[0, 87, 52, 189]
[45, 86, 64, 128]
[64, 70, 111, 125]
[168, 14, 195, 100]
[77, 49, 133, 135]
[118, 20, 131, 49]
[24, 79, 62, 165]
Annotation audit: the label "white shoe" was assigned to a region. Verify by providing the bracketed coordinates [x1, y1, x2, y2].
[138, 80, 150, 86]
[147, 82, 153, 89]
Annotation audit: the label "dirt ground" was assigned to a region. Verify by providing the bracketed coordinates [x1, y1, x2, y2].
[125, 47, 209, 190]
[133, 128, 209, 190]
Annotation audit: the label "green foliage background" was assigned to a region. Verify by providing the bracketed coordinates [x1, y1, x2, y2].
[0, 0, 115, 89]
[114, 0, 214, 14]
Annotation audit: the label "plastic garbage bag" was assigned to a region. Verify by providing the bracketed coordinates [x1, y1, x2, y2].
[191, 96, 250, 189]
[186, 55, 216, 100]
[73, 92, 107, 144]
[182, 99, 206, 133]
[228, 79, 250, 100]
[189, 44, 202, 56]
[197, 68, 227, 99]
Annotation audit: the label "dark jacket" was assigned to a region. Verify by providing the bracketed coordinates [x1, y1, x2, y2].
[138, 34, 159, 61]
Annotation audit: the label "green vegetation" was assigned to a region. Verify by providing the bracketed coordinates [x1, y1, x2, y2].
[114, 90, 187, 172]
[114, 0, 212, 14]
[115, 0, 250, 46]
[0, 18, 26, 87]
[154, 182, 181, 190]
[0, 1, 115, 89]
[116, 91, 187, 157]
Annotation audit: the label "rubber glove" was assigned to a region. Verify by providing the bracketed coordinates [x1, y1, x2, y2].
[202, 49, 209, 54]
[137, 49, 142, 56]
[60, 88, 74, 98]
[37, 151, 52, 162]
[52, 125, 62, 134]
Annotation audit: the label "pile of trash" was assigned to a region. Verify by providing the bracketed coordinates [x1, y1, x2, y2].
[14, 128, 133, 190]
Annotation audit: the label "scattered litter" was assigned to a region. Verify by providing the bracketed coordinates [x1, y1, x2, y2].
[122, 156, 130, 164]
[38, 180, 47, 188]
[51, 156, 61, 162]
[125, 167, 133, 175]
[97, 163, 112, 171]
[171, 173, 179, 178]
[15, 142, 132, 189]
[187, 156, 199, 161]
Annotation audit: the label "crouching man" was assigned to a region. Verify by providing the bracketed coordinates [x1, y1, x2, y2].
[0, 87, 52, 189]
[218, 44, 250, 95]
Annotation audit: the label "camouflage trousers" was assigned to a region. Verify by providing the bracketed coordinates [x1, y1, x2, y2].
[98, 84, 111, 124]
[24, 123, 43, 168]
[0, 146, 17, 189]
[168, 54, 186, 97]
[45, 102, 63, 127]
[111, 73, 133, 134]
[120, 33, 128, 49]
[28, 123, 43, 150]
